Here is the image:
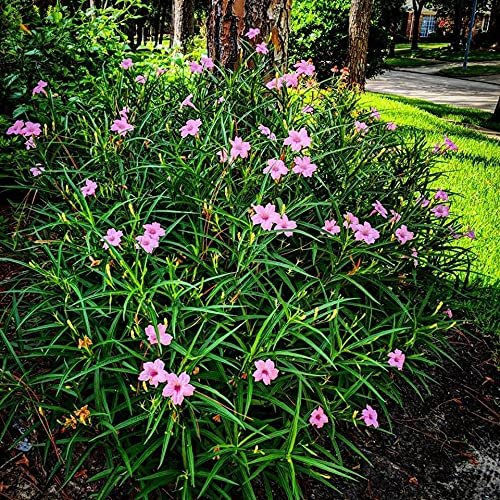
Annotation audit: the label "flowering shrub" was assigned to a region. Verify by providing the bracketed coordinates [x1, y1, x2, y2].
[0, 38, 472, 497]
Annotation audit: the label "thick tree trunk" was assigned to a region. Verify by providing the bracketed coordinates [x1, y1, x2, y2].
[347, 0, 374, 90]
[492, 96, 500, 122]
[411, 1, 424, 51]
[206, 0, 292, 69]
[487, 0, 500, 48]
[172, 0, 195, 49]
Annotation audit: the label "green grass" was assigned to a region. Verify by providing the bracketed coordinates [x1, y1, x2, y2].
[395, 42, 449, 53]
[395, 43, 500, 63]
[385, 57, 441, 68]
[439, 64, 500, 77]
[360, 92, 500, 283]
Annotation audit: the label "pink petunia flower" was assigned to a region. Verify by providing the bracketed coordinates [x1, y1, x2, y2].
[156, 67, 166, 77]
[188, 61, 204, 74]
[102, 228, 123, 249]
[371, 200, 388, 218]
[251, 203, 280, 230]
[258, 125, 271, 137]
[263, 159, 288, 181]
[265, 77, 284, 90]
[180, 118, 201, 138]
[120, 58, 133, 70]
[354, 222, 380, 245]
[323, 219, 341, 235]
[162, 372, 195, 405]
[386, 122, 397, 131]
[443, 308, 453, 318]
[7, 120, 25, 135]
[256, 42, 269, 55]
[21, 121, 42, 137]
[143, 222, 165, 240]
[361, 404, 379, 428]
[138, 359, 168, 387]
[343, 212, 359, 230]
[181, 94, 196, 109]
[252, 359, 279, 385]
[245, 27, 260, 39]
[119, 106, 130, 119]
[292, 156, 317, 177]
[411, 248, 419, 267]
[282, 72, 299, 88]
[434, 189, 449, 201]
[431, 204, 450, 218]
[370, 108, 381, 120]
[230, 136, 251, 159]
[388, 349, 405, 370]
[294, 59, 315, 76]
[216, 149, 228, 163]
[302, 105, 314, 114]
[395, 225, 414, 244]
[135, 75, 146, 84]
[309, 406, 329, 428]
[25, 137, 36, 150]
[464, 228, 475, 239]
[201, 55, 215, 69]
[444, 136, 458, 151]
[275, 214, 297, 237]
[81, 179, 97, 197]
[30, 166, 45, 176]
[283, 127, 311, 152]
[144, 323, 173, 346]
[432, 143, 442, 154]
[136, 234, 160, 253]
[354, 121, 368, 134]
[32, 80, 48, 96]
[389, 210, 401, 223]
[111, 117, 134, 136]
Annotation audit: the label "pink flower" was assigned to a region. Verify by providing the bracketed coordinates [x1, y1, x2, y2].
[432, 143, 442, 154]
[217, 96, 225, 104]
[370, 108, 381, 120]
[138, 359, 168, 387]
[343, 212, 359, 230]
[361, 404, 379, 428]
[81, 179, 97, 197]
[30, 166, 45, 176]
[201, 55, 215, 69]
[119, 106, 129, 119]
[371, 200, 388, 218]
[120, 58, 133, 70]
[388, 349, 405, 370]
[323, 219, 340, 235]
[265, 77, 283, 90]
[444, 136, 458, 151]
[156, 67, 166, 77]
[188, 61, 203, 74]
[354, 121, 368, 134]
[292, 156, 317, 177]
[434, 189, 449, 201]
[162, 372, 195, 405]
[181, 94, 196, 109]
[32, 80, 48, 96]
[111, 117, 134, 136]
[102, 228, 123, 249]
[136, 234, 159, 253]
[252, 359, 279, 385]
[464, 228, 475, 239]
[245, 27, 260, 39]
[302, 105, 314, 114]
[420, 197, 430, 208]
[25, 137, 36, 150]
[217, 149, 228, 163]
[251, 203, 280, 230]
[389, 210, 401, 223]
[411, 248, 418, 267]
[294, 59, 315, 76]
[309, 407, 329, 428]
[7, 120, 25, 135]
[143, 222, 165, 240]
[395, 225, 414, 244]
[180, 118, 201, 138]
[256, 42, 269, 54]
[144, 323, 173, 346]
[258, 124, 271, 137]
[282, 72, 299, 88]
[354, 222, 380, 244]
[263, 159, 288, 180]
[283, 127, 311, 152]
[275, 214, 297, 237]
[386, 122, 397, 131]
[21, 122, 42, 137]
[443, 308, 453, 318]
[431, 204, 450, 218]
[135, 75, 146, 84]
[230, 136, 251, 159]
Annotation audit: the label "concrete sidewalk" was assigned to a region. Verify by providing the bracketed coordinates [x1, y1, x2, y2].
[366, 68, 499, 112]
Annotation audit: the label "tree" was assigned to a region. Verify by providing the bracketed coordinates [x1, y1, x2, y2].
[411, 0, 427, 51]
[492, 96, 500, 122]
[206, 0, 292, 68]
[487, 0, 500, 46]
[172, 0, 195, 48]
[347, 0, 375, 89]
[373, 0, 405, 57]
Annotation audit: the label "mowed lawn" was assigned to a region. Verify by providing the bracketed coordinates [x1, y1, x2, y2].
[359, 93, 500, 283]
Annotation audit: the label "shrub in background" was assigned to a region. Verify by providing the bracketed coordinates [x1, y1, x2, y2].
[0, 36, 472, 498]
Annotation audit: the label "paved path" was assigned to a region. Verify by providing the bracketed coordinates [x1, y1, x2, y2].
[366, 67, 499, 112]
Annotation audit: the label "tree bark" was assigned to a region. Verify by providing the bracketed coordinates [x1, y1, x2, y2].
[172, 0, 195, 49]
[206, 0, 292, 69]
[487, 0, 500, 48]
[411, 0, 425, 51]
[492, 96, 500, 122]
[347, 0, 374, 90]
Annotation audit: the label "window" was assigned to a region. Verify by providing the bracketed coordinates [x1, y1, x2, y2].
[420, 15, 436, 37]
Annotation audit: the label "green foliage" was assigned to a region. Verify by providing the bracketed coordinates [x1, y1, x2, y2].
[1, 44, 472, 497]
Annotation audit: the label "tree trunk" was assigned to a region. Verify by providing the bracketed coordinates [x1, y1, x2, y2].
[487, 0, 500, 48]
[492, 96, 500, 122]
[172, 0, 195, 49]
[411, 1, 424, 51]
[451, 0, 465, 51]
[206, 0, 292, 69]
[347, 0, 374, 90]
